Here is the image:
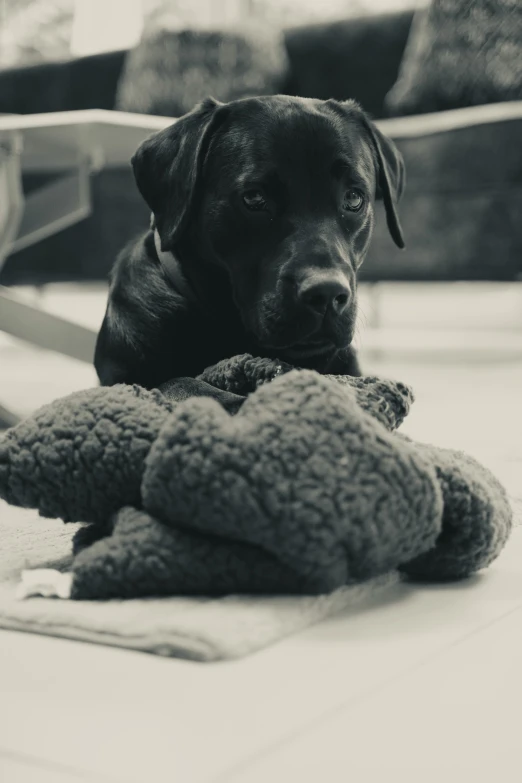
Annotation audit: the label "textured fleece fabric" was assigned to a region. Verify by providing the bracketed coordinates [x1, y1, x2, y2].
[0, 354, 513, 600]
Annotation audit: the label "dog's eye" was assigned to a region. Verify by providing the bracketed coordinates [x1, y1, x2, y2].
[243, 190, 267, 211]
[342, 189, 364, 212]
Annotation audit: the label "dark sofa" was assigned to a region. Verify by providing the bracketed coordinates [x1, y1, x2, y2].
[1, 9, 521, 286]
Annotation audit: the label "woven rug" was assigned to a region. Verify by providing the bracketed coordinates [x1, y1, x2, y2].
[0, 503, 399, 662]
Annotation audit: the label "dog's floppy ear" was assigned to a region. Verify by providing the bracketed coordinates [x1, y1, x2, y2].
[364, 117, 406, 248]
[362, 117, 405, 249]
[332, 100, 405, 249]
[131, 97, 225, 250]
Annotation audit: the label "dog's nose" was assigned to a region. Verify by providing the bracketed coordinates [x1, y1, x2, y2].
[298, 275, 351, 316]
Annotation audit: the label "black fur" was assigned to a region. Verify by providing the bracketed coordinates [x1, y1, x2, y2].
[95, 95, 405, 396]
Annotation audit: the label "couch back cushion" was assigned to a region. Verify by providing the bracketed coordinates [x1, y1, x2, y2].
[0, 0, 74, 70]
[281, 11, 414, 119]
[386, 0, 522, 116]
[115, 21, 288, 118]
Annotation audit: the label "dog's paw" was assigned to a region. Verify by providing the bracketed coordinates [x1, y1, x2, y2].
[198, 354, 294, 395]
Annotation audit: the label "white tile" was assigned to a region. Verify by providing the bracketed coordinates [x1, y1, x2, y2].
[233, 535, 522, 783]
[0, 754, 102, 783]
[1, 530, 522, 783]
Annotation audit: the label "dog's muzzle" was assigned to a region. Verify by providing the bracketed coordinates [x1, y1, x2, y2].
[256, 270, 356, 358]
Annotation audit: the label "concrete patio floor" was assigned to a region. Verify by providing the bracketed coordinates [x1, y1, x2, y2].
[0, 281, 521, 782]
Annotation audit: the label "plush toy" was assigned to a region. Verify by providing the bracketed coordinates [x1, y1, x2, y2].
[0, 354, 512, 601]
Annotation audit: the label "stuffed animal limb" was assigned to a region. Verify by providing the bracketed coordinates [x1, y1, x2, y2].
[142, 370, 442, 590]
[70, 506, 312, 599]
[0, 384, 172, 524]
[199, 353, 414, 431]
[398, 440, 512, 581]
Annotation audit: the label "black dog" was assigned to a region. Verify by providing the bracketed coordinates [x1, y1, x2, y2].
[94, 95, 405, 410]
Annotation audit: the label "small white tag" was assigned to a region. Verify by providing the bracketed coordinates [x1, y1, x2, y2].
[16, 569, 73, 600]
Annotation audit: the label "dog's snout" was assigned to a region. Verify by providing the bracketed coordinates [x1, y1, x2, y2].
[298, 275, 351, 316]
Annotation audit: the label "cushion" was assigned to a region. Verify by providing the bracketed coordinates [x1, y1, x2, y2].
[385, 0, 522, 117]
[0, 0, 73, 70]
[115, 20, 288, 118]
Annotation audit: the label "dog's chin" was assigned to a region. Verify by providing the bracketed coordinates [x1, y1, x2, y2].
[282, 339, 336, 360]
[259, 333, 353, 365]
[248, 308, 355, 363]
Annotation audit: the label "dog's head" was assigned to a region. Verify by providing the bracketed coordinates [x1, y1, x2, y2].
[132, 95, 405, 365]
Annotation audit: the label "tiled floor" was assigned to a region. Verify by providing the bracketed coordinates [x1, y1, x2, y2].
[1, 528, 521, 783]
[0, 282, 521, 782]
